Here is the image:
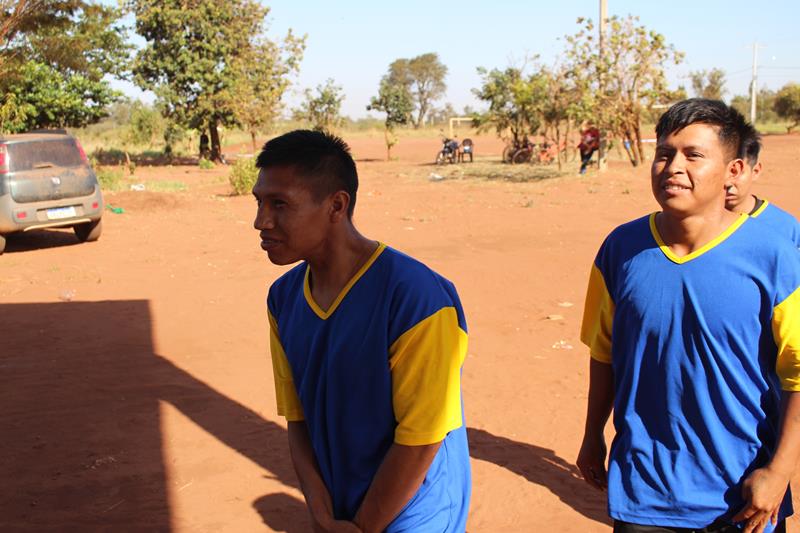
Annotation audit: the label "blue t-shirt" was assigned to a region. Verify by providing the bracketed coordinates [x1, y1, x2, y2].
[581, 213, 800, 529]
[267, 243, 471, 532]
[751, 200, 800, 248]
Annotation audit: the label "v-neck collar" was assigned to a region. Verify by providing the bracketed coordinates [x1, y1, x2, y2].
[648, 212, 748, 264]
[303, 242, 386, 320]
[750, 199, 769, 218]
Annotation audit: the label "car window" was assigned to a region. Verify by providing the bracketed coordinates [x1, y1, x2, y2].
[7, 139, 84, 172]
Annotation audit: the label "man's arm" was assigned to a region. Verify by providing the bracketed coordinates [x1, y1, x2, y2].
[734, 391, 800, 533]
[576, 357, 614, 490]
[288, 421, 361, 533]
[353, 442, 441, 533]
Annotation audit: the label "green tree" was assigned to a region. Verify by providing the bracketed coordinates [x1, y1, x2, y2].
[472, 65, 547, 147]
[2, 60, 120, 131]
[128, 102, 164, 147]
[293, 78, 345, 133]
[367, 78, 413, 160]
[221, 34, 305, 153]
[0, 1, 130, 131]
[690, 68, 726, 100]
[774, 83, 800, 132]
[564, 15, 683, 166]
[387, 53, 447, 128]
[731, 89, 778, 123]
[130, 0, 304, 161]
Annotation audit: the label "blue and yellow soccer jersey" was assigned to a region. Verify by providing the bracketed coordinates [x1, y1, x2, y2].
[267, 243, 471, 531]
[751, 200, 800, 248]
[581, 213, 800, 529]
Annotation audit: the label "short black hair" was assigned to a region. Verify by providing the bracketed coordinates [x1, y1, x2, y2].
[655, 98, 750, 160]
[739, 124, 761, 167]
[256, 130, 358, 217]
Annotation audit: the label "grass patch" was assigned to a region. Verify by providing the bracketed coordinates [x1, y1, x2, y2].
[95, 167, 126, 192]
[143, 180, 187, 192]
[433, 160, 568, 183]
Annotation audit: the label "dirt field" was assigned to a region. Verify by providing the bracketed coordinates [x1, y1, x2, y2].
[1, 133, 799, 532]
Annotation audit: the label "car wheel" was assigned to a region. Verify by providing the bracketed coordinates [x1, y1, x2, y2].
[74, 219, 102, 242]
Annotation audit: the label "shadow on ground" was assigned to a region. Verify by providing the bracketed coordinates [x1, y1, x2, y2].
[0, 300, 306, 530]
[468, 427, 611, 526]
[3, 229, 83, 254]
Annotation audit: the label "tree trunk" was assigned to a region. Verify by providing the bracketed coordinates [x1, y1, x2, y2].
[555, 123, 562, 172]
[250, 130, 257, 155]
[209, 118, 223, 163]
[634, 126, 644, 168]
[414, 106, 425, 129]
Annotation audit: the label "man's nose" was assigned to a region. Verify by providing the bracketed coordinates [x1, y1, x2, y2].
[665, 153, 685, 175]
[254, 205, 275, 230]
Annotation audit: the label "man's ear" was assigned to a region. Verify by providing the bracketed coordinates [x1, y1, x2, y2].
[752, 161, 763, 181]
[329, 191, 351, 222]
[725, 158, 745, 188]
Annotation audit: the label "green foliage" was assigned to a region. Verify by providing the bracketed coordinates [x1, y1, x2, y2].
[731, 89, 779, 123]
[130, 0, 305, 160]
[472, 65, 547, 146]
[0, 93, 28, 134]
[221, 32, 305, 153]
[367, 76, 414, 160]
[128, 103, 164, 147]
[773, 83, 800, 132]
[228, 157, 258, 195]
[198, 158, 215, 170]
[0, 1, 130, 131]
[95, 166, 125, 191]
[563, 15, 683, 166]
[387, 53, 448, 128]
[162, 121, 186, 155]
[690, 68, 726, 100]
[293, 79, 345, 132]
[1, 60, 121, 131]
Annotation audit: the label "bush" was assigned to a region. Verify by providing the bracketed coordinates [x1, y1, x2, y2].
[96, 167, 125, 191]
[228, 157, 258, 195]
[198, 157, 215, 170]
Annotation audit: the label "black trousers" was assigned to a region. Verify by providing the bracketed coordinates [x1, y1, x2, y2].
[614, 519, 786, 533]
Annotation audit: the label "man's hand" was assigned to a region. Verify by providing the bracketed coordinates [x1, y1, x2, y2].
[732, 466, 790, 533]
[576, 434, 608, 491]
[311, 515, 362, 533]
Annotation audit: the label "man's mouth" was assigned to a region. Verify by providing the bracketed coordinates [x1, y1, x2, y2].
[662, 182, 691, 192]
[260, 238, 281, 250]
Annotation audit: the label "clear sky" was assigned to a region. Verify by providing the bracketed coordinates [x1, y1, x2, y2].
[113, 0, 800, 119]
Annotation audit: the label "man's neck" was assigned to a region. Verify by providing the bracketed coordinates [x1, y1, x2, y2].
[306, 228, 377, 309]
[656, 207, 740, 257]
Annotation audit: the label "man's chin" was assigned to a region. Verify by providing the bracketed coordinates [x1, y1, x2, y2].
[264, 250, 301, 266]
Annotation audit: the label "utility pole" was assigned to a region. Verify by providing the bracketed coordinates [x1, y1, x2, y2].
[598, 0, 608, 171]
[749, 42, 760, 124]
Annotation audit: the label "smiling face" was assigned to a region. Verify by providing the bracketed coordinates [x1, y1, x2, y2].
[725, 161, 762, 211]
[651, 123, 742, 217]
[252, 165, 334, 265]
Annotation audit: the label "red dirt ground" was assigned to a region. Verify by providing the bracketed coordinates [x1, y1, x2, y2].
[1, 134, 799, 532]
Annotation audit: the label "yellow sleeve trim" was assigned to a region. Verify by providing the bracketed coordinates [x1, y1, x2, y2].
[268, 311, 304, 421]
[389, 307, 466, 446]
[774, 287, 800, 391]
[580, 263, 615, 364]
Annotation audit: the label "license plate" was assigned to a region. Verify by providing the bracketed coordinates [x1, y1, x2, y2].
[47, 206, 77, 220]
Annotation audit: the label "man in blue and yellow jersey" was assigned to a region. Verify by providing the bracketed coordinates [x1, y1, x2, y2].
[252, 130, 470, 533]
[577, 99, 800, 533]
[725, 126, 800, 247]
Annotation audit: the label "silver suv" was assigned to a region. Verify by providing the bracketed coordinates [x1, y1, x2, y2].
[0, 132, 103, 254]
